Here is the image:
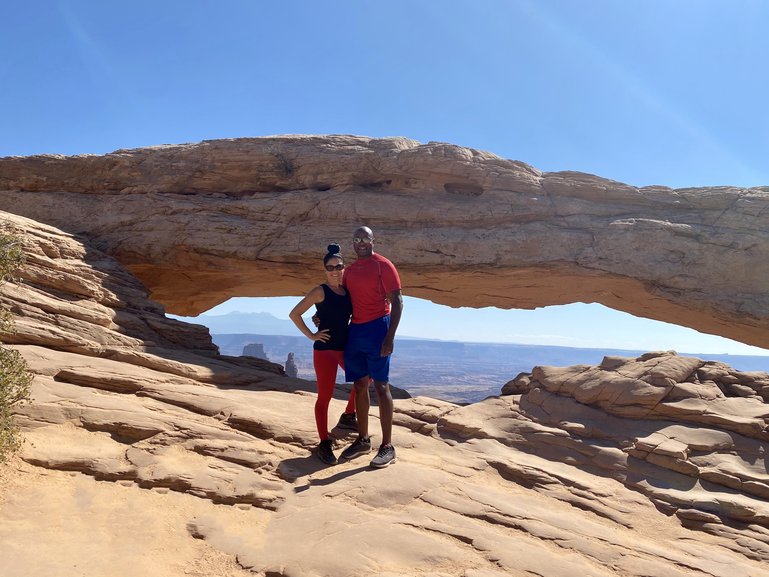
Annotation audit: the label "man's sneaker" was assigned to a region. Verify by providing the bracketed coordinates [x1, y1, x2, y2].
[317, 439, 337, 465]
[370, 444, 397, 468]
[340, 436, 372, 460]
[336, 412, 358, 431]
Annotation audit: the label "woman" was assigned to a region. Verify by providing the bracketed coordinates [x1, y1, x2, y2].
[289, 243, 357, 465]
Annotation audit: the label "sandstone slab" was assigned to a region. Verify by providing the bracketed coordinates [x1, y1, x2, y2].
[1, 136, 768, 349]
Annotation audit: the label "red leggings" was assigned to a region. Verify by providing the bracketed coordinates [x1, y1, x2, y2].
[313, 349, 356, 440]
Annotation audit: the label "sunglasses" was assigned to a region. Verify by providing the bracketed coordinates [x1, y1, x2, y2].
[352, 237, 373, 244]
[325, 264, 345, 271]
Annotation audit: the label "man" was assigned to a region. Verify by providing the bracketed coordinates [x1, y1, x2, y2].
[339, 225, 403, 468]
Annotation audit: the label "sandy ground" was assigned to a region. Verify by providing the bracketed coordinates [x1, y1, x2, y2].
[0, 457, 257, 577]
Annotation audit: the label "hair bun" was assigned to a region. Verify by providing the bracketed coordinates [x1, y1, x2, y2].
[326, 243, 341, 255]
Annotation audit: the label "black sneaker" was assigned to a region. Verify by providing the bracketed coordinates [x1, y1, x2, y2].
[336, 412, 358, 431]
[370, 444, 397, 468]
[317, 439, 337, 465]
[340, 436, 372, 460]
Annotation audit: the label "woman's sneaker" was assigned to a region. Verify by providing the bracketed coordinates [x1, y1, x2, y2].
[336, 412, 358, 431]
[370, 444, 397, 468]
[340, 436, 372, 460]
[317, 439, 337, 465]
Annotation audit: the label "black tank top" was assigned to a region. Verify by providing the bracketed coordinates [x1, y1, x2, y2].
[314, 284, 352, 351]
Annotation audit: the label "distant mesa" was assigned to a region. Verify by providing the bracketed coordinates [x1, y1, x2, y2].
[242, 342, 269, 361]
[197, 311, 299, 336]
[1, 135, 769, 350]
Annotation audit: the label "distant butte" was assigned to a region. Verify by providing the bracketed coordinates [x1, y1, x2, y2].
[1, 135, 768, 348]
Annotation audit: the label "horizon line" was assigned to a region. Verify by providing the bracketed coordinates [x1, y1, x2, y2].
[209, 331, 769, 360]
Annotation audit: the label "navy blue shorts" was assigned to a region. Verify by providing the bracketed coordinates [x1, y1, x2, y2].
[344, 315, 391, 383]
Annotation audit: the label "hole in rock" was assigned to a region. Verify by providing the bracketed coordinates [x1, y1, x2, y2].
[173, 297, 769, 405]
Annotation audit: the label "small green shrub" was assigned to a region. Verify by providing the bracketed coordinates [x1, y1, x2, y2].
[0, 347, 32, 458]
[0, 227, 31, 462]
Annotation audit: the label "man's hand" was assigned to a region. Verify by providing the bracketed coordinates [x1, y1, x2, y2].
[380, 336, 394, 357]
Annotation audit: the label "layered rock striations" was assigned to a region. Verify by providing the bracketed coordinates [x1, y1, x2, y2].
[1, 135, 769, 349]
[1, 211, 769, 576]
[499, 355, 769, 531]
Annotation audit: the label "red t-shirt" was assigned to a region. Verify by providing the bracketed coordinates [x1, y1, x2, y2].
[343, 253, 401, 324]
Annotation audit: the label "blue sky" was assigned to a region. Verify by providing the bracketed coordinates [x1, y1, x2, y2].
[3, 1, 769, 355]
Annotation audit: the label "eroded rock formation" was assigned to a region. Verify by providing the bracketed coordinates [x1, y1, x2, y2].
[501, 355, 769, 530]
[1, 135, 769, 349]
[2, 212, 769, 576]
[284, 352, 298, 378]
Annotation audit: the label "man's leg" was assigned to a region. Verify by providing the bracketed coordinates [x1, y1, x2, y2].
[335, 356, 357, 430]
[367, 316, 396, 467]
[340, 376, 373, 460]
[373, 380, 393, 446]
[354, 376, 370, 438]
[369, 379, 397, 468]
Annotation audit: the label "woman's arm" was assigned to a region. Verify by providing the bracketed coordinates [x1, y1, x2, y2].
[289, 285, 330, 342]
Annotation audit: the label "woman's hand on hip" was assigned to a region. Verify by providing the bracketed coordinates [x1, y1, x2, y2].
[312, 329, 331, 343]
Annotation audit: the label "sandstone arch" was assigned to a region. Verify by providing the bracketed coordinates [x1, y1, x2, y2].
[1, 135, 768, 348]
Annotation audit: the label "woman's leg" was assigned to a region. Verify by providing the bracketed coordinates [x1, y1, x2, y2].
[313, 349, 341, 440]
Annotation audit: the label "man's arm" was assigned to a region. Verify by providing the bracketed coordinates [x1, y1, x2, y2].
[380, 288, 402, 357]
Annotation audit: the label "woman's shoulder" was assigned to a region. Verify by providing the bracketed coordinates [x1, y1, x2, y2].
[308, 284, 327, 302]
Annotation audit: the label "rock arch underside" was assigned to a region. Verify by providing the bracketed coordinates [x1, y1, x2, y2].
[1, 135, 769, 348]
[1, 136, 769, 577]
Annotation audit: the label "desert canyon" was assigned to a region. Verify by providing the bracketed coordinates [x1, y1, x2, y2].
[1, 136, 768, 577]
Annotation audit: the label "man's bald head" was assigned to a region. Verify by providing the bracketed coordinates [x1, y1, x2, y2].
[354, 225, 373, 238]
